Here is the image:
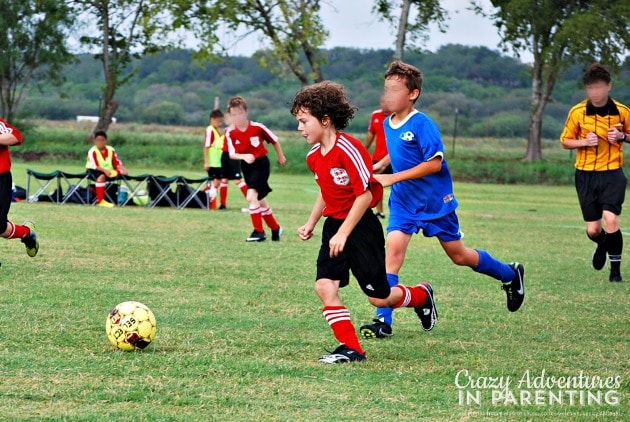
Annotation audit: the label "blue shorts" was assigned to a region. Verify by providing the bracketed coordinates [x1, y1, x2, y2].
[387, 210, 463, 242]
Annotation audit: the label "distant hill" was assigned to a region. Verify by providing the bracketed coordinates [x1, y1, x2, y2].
[19, 45, 630, 138]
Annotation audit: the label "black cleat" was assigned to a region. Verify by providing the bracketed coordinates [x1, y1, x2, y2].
[375, 212, 386, 219]
[502, 263, 525, 312]
[318, 344, 366, 364]
[360, 319, 393, 339]
[21, 220, 39, 257]
[592, 244, 607, 270]
[609, 270, 623, 282]
[246, 230, 266, 242]
[415, 283, 438, 331]
[218, 205, 227, 210]
[271, 226, 283, 242]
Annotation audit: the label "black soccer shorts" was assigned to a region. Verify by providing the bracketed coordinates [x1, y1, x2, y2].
[241, 155, 272, 200]
[575, 168, 627, 221]
[316, 210, 390, 299]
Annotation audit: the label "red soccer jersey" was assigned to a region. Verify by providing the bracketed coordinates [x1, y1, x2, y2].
[368, 109, 389, 161]
[307, 133, 383, 220]
[0, 118, 22, 174]
[225, 121, 278, 159]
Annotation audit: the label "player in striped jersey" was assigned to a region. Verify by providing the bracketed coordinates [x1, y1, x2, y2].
[561, 64, 630, 282]
[291, 81, 437, 364]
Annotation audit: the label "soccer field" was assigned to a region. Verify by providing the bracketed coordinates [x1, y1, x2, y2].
[0, 170, 627, 421]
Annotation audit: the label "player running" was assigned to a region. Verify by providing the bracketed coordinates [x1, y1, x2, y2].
[360, 61, 525, 340]
[292, 81, 437, 363]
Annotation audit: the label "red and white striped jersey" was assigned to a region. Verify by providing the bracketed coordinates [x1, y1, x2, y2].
[225, 121, 278, 159]
[307, 132, 383, 219]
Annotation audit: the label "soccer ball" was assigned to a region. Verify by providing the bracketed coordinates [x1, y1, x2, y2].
[106, 301, 157, 351]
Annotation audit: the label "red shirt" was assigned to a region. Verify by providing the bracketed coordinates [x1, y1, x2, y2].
[0, 118, 22, 174]
[368, 110, 389, 161]
[307, 133, 383, 220]
[225, 121, 278, 159]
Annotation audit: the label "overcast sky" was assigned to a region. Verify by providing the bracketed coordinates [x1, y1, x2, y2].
[222, 0, 534, 63]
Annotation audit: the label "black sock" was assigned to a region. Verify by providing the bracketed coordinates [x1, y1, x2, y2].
[607, 230, 623, 272]
[588, 229, 606, 245]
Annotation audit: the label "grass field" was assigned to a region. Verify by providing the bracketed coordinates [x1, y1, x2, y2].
[0, 166, 628, 420]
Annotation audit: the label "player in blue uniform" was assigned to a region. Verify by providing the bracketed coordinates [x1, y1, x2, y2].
[360, 61, 525, 339]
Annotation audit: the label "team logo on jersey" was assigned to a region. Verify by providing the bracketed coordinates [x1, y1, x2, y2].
[250, 136, 260, 147]
[400, 131, 415, 142]
[443, 193, 454, 203]
[330, 167, 350, 186]
[0, 121, 14, 135]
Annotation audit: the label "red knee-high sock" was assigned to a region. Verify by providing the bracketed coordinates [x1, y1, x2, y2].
[220, 183, 228, 207]
[322, 306, 364, 354]
[391, 284, 428, 308]
[260, 207, 280, 231]
[6, 222, 30, 239]
[249, 207, 264, 232]
[95, 182, 106, 202]
[238, 181, 248, 196]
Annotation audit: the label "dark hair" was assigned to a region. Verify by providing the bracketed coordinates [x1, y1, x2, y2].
[385, 61, 423, 102]
[290, 81, 356, 130]
[227, 96, 248, 112]
[583, 63, 611, 85]
[93, 130, 107, 139]
[210, 109, 224, 119]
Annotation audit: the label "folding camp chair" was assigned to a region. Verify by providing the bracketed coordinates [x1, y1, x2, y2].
[176, 176, 210, 209]
[118, 174, 151, 206]
[27, 169, 91, 204]
[27, 169, 62, 203]
[59, 171, 92, 205]
[147, 176, 178, 208]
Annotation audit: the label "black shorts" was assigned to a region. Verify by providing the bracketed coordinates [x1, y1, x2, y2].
[373, 160, 393, 175]
[316, 211, 390, 299]
[87, 169, 115, 180]
[207, 167, 222, 180]
[575, 169, 627, 221]
[221, 152, 242, 180]
[241, 156, 271, 200]
[0, 171, 12, 232]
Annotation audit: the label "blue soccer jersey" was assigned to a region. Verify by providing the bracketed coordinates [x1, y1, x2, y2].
[385, 110, 458, 222]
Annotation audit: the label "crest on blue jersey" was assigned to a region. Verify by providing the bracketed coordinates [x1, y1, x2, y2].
[400, 131, 415, 142]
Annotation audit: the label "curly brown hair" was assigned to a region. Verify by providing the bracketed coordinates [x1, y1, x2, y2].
[290, 81, 356, 130]
[227, 96, 248, 112]
[385, 61, 423, 102]
[583, 63, 611, 86]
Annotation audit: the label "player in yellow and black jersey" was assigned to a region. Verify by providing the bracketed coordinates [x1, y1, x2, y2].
[561, 63, 630, 282]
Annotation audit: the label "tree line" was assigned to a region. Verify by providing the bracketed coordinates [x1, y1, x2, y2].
[1, 0, 629, 160]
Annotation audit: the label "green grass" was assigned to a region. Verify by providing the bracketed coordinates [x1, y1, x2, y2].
[0, 167, 628, 420]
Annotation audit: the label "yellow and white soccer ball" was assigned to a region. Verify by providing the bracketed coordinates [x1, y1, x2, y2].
[106, 301, 157, 351]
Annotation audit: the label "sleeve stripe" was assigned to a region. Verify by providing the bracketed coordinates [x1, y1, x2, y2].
[225, 127, 235, 155]
[337, 136, 369, 188]
[87, 148, 98, 169]
[251, 121, 279, 143]
[428, 151, 443, 162]
[306, 144, 320, 158]
[204, 128, 213, 147]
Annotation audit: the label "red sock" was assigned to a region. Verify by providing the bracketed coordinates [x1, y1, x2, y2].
[6, 222, 30, 239]
[220, 183, 228, 207]
[322, 306, 364, 354]
[95, 182, 106, 202]
[391, 284, 428, 308]
[260, 207, 280, 231]
[238, 181, 248, 196]
[249, 207, 264, 232]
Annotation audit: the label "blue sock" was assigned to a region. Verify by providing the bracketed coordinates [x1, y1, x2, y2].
[474, 249, 515, 283]
[375, 273, 398, 325]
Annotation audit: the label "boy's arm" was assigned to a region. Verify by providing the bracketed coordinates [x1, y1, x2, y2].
[0, 133, 20, 146]
[328, 189, 372, 257]
[376, 156, 442, 187]
[272, 141, 287, 166]
[298, 191, 325, 240]
[373, 154, 391, 174]
[560, 111, 598, 149]
[203, 146, 210, 170]
[364, 131, 375, 150]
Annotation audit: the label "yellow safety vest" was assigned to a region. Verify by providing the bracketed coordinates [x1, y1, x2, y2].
[86, 145, 115, 170]
[208, 126, 224, 168]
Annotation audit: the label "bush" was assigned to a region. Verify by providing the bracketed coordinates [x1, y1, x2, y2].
[140, 101, 185, 125]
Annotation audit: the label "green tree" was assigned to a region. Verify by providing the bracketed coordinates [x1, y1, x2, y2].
[475, 0, 630, 161]
[373, 0, 448, 60]
[0, 1, 74, 121]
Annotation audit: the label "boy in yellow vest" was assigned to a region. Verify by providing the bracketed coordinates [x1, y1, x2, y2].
[203, 110, 225, 209]
[86, 130, 127, 208]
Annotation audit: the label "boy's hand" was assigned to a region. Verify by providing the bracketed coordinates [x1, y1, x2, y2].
[117, 166, 127, 176]
[278, 154, 287, 167]
[585, 132, 599, 146]
[374, 173, 395, 187]
[297, 223, 314, 241]
[204, 164, 210, 171]
[328, 232, 348, 257]
[607, 128, 623, 143]
[243, 154, 256, 164]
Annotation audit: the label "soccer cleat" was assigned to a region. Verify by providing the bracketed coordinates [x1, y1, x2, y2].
[360, 319, 393, 339]
[375, 212, 386, 219]
[502, 262, 525, 312]
[98, 200, 115, 208]
[271, 226, 283, 242]
[415, 283, 438, 331]
[609, 270, 623, 282]
[318, 344, 366, 364]
[21, 220, 39, 258]
[218, 205, 227, 210]
[592, 244, 607, 270]
[246, 230, 266, 242]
